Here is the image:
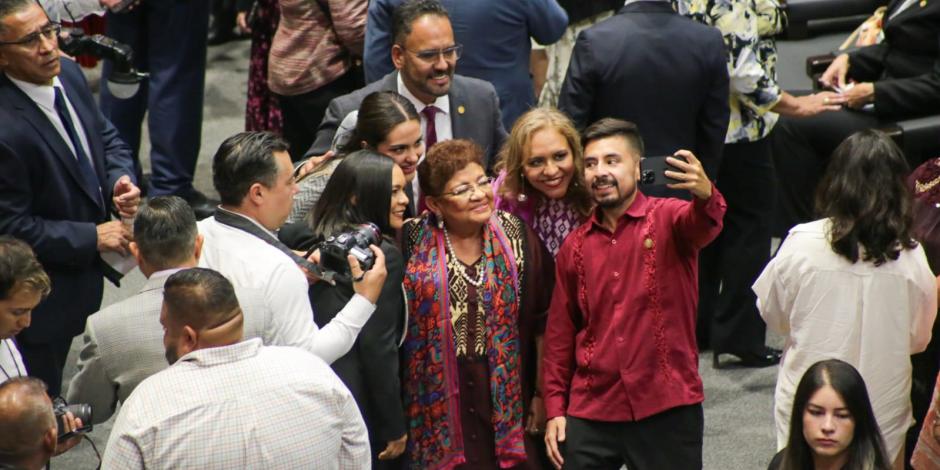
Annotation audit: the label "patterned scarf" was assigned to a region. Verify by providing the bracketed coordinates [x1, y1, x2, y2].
[403, 215, 525, 469]
[534, 198, 581, 256]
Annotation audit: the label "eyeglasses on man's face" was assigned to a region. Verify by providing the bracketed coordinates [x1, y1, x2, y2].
[0, 22, 60, 49]
[405, 44, 463, 64]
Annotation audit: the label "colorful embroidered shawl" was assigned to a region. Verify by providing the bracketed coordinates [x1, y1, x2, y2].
[403, 214, 525, 469]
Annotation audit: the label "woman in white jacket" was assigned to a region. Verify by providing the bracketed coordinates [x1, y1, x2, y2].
[754, 129, 938, 468]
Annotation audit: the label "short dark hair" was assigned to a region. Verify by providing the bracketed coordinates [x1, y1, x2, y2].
[418, 139, 484, 197]
[212, 132, 290, 206]
[0, 377, 54, 465]
[0, 0, 36, 36]
[779, 359, 890, 470]
[0, 237, 50, 301]
[163, 268, 241, 331]
[133, 196, 198, 270]
[342, 91, 420, 154]
[392, 0, 449, 46]
[312, 150, 397, 238]
[815, 129, 916, 266]
[581, 118, 645, 158]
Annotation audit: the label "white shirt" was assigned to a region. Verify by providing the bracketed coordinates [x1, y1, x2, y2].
[0, 339, 26, 382]
[397, 73, 451, 205]
[7, 75, 94, 167]
[103, 339, 370, 469]
[198, 212, 375, 364]
[753, 218, 937, 460]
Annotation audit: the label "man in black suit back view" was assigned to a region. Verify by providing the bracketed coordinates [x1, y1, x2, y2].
[558, 0, 729, 197]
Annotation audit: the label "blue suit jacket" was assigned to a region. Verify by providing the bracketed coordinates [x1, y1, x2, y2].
[363, 0, 568, 129]
[0, 59, 134, 342]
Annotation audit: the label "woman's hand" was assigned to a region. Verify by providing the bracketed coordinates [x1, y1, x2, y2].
[526, 396, 546, 435]
[236, 12, 251, 34]
[820, 53, 851, 90]
[378, 433, 407, 460]
[842, 82, 875, 109]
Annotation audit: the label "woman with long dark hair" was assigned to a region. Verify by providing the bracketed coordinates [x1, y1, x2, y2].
[755, 130, 937, 466]
[769, 359, 891, 470]
[288, 91, 423, 224]
[304, 150, 410, 467]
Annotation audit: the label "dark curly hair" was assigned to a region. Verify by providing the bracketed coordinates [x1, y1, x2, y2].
[814, 129, 917, 266]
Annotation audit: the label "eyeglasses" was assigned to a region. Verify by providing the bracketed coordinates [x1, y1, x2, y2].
[405, 44, 463, 64]
[0, 22, 60, 48]
[441, 176, 493, 200]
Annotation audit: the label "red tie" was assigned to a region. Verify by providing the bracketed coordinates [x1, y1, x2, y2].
[418, 106, 440, 214]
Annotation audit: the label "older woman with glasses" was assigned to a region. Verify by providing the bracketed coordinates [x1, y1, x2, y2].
[401, 139, 554, 469]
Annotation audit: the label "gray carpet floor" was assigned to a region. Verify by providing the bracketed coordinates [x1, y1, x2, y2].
[50, 29, 846, 470]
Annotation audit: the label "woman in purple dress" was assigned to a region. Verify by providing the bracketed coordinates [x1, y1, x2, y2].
[493, 107, 592, 256]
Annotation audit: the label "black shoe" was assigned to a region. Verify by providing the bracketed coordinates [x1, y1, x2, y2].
[183, 190, 218, 220]
[713, 347, 781, 369]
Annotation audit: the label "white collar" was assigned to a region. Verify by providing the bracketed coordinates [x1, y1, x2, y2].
[396, 72, 450, 115]
[7, 74, 64, 112]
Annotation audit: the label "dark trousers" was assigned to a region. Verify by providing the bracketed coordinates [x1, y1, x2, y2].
[16, 336, 73, 397]
[100, 0, 209, 197]
[698, 138, 773, 354]
[770, 108, 879, 236]
[277, 69, 362, 162]
[563, 404, 704, 470]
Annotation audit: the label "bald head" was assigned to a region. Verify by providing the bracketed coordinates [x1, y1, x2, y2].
[160, 268, 244, 364]
[0, 377, 55, 467]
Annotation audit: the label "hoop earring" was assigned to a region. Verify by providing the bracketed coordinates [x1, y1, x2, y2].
[517, 171, 528, 203]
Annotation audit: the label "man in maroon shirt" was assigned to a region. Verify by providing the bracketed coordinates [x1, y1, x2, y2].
[542, 118, 726, 469]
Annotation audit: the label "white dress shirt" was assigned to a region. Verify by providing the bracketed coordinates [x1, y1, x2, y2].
[67, 268, 286, 423]
[103, 339, 371, 469]
[397, 73, 451, 205]
[0, 338, 26, 382]
[7, 75, 93, 167]
[198, 212, 375, 364]
[754, 218, 937, 460]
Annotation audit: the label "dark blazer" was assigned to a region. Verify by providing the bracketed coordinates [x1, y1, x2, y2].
[0, 59, 134, 342]
[558, 1, 729, 180]
[308, 238, 407, 447]
[305, 71, 508, 171]
[848, 0, 940, 119]
[362, 0, 568, 128]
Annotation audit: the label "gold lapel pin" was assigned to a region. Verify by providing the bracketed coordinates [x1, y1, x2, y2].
[644, 238, 654, 249]
[457, 105, 466, 115]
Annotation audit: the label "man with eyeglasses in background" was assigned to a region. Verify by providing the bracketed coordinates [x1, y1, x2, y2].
[300, 0, 507, 213]
[0, 0, 139, 397]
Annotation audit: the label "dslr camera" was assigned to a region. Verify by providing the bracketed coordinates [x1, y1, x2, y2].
[52, 397, 92, 441]
[317, 224, 380, 283]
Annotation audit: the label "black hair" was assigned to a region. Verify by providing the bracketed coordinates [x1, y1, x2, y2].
[581, 118, 645, 158]
[0, 0, 35, 35]
[341, 91, 420, 155]
[163, 268, 241, 330]
[815, 129, 917, 266]
[212, 131, 290, 206]
[133, 196, 197, 270]
[311, 150, 396, 238]
[391, 0, 449, 46]
[779, 359, 891, 470]
[0, 236, 49, 300]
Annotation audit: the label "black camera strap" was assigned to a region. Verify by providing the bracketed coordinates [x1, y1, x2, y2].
[213, 208, 322, 275]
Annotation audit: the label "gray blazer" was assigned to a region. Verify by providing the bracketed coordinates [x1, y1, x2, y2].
[66, 271, 276, 424]
[305, 71, 508, 171]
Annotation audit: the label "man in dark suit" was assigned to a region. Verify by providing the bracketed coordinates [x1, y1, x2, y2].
[304, 0, 507, 173]
[558, 0, 729, 191]
[773, 0, 940, 231]
[362, 0, 568, 129]
[0, 0, 140, 395]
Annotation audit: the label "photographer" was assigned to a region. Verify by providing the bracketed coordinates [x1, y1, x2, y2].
[0, 377, 84, 470]
[289, 150, 409, 466]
